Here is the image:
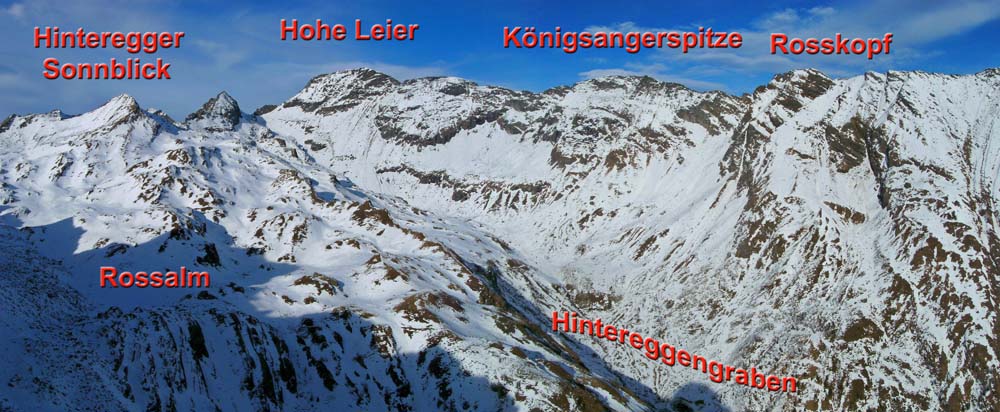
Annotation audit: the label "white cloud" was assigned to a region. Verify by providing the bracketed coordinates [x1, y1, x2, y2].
[896, 1, 1000, 43]
[759, 8, 802, 28]
[0, 72, 19, 86]
[808, 7, 836, 17]
[193, 40, 250, 70]
[583, 0, 999, 86]
[3, 3, 25, 18]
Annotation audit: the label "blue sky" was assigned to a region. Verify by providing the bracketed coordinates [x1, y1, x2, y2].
[1, 0, 997, 117]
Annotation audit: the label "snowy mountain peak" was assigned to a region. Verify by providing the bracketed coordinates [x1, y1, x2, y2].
[575, 75, 690, 95]
[401, 76, 481, 96]
[308, 68, 401, 92]
[66, 93, 148, 129]
[766, 68, 833, 93]
[212, 91, 238, 108]
[185, 91, 242, 131]
[743, 68, 837, 121]
[281, 69, 400, 115]
[92, 93, 141, 117]
[105, 93, 140, 110]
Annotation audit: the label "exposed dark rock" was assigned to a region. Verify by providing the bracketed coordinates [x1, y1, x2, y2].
[186, 92, 242, 131]
[253, 104, 277, 116]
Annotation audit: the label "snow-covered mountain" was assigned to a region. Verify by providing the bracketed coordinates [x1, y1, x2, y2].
[1, 67, 997, 411]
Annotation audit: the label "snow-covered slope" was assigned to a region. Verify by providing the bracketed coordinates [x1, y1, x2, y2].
[0, 90, 651, 412]
[1, 67, 998, 411]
